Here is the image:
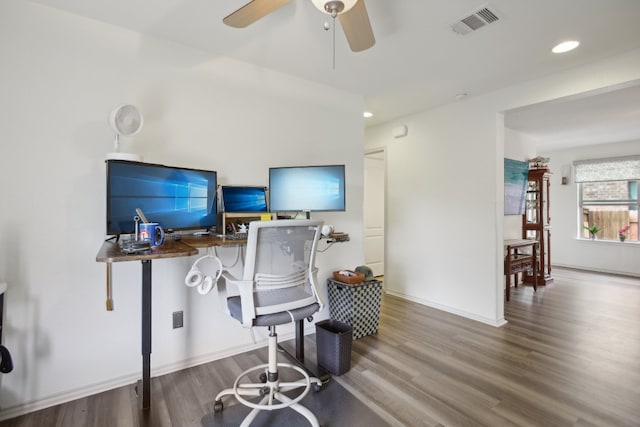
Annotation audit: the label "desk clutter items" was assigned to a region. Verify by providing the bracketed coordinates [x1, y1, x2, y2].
[184, 252, 223, 295]
[321, 224, 334, 236]
[121, 240, 152, 254]
[327, 277, 383, 340]
[119, 209, 166, 254]
[327, 232, 350, 242]
[139, 222, 165, 247]
[133, 209, 165, 247]
[333, 269, 365, 284]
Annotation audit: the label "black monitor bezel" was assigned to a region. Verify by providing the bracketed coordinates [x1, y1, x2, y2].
[220, 185, 269, 213]
[268, 164, 346, 213]
[106, 159, 218, 237]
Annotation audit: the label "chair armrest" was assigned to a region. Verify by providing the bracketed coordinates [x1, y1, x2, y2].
[309, 267, 324, 311]
[221, 271, 256, 328]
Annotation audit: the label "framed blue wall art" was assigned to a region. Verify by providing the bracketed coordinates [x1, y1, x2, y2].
[504, 158, 529, 215]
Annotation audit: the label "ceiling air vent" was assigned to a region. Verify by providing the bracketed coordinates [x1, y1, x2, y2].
[451, 5, 503, 35]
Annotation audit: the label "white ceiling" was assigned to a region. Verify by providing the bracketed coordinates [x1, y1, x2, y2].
[29, 0, 640, 149]
[505, 81, 640, 152]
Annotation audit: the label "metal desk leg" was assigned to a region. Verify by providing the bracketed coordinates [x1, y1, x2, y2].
[295, 319, 304, 362]
[141, 260, 152, 410]
[278, 319, 330, 385]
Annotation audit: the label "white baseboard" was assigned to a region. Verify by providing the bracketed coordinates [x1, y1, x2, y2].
[552, 263, 640, 278]
[385, 290, 507, 327]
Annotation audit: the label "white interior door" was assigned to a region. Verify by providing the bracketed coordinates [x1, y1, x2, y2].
[364, 151, 385, 277]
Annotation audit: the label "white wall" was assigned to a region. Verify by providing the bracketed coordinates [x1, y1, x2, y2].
[541, 139, 640, 276]
[365, 47, 640, 328]
[367, 99, 504, 326]
[0, 2, 364, 417]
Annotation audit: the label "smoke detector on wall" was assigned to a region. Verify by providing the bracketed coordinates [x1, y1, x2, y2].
[451, 4, 504, 36]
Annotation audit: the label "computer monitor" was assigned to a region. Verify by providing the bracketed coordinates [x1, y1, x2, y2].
[220, 186, 268, 213]
[106, 160, 217, 236]
[269, 165, 346, 213]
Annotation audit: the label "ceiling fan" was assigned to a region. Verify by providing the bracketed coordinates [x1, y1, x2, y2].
[224, 0, 375, 52]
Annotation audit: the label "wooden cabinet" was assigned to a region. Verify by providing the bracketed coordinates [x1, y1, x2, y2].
[522, 168, 553, 285]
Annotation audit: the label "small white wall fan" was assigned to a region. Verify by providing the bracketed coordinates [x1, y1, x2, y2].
[106, 104, 144, 161]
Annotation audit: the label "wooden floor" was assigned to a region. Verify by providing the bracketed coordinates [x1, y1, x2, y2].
[2, 267, 640, 426]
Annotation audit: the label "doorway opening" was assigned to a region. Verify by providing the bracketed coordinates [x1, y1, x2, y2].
[364, 149, 386, 281]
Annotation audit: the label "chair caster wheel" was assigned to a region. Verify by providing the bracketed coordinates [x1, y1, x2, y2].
[313, 383, 322, 393]
[259, 386, 270, 397]
[214, 399, 223, 413]
[259, 372, 267, 383]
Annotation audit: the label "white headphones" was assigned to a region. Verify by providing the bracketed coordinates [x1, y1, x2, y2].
[184, 254, 223, 295]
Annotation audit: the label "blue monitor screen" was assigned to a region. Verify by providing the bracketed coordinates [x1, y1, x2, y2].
[269, 165, 345, 212]
[221, 186, 268, 213]
[106, 160, 217, 236]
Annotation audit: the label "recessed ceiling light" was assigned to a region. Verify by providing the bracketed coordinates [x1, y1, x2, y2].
[363, 111, 373, 118]
[552, 40, 580, 54]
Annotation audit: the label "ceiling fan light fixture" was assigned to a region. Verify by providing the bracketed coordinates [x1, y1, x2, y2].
[224, 0, 374, 53]
[312, 0, 358, 16]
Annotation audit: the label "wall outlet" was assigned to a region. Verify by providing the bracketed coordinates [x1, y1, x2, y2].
[172, 311, 184, 329]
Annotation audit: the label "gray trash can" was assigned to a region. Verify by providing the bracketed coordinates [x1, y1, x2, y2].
[315, 319, 353, 375]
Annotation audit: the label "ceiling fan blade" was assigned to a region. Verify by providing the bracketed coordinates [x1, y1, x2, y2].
[338, 0, 375, 52]
[223, 0, 292, 28]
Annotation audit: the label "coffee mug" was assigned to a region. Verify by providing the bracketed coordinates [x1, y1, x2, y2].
[139, 222, 165, 247]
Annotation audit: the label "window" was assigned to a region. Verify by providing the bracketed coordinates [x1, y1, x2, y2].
[575, 156, 639, 242]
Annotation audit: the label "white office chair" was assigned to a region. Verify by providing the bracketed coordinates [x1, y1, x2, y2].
[213, 219, 325, 427]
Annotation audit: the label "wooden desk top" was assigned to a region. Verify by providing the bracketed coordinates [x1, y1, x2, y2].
[97, 231, 349, 263]
[96, 239, 199, 263]
[96, 234, 250, 263]
[178, 232, 348, 248]
[179, 234, 247, 248]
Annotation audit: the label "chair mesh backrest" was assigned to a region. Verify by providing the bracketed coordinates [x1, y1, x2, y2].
[243, 220, 323, 315]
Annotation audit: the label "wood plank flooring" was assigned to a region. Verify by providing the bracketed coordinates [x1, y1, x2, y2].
[2, 267, 639, 426]
[335, 267, 640, 427]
